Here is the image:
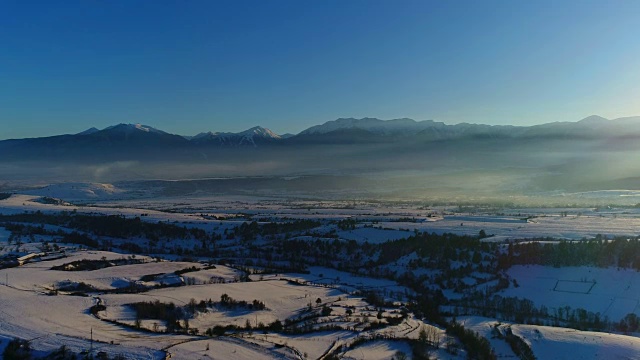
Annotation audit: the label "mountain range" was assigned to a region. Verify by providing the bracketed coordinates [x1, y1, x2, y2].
[4, 115, 640, 151]
[1, 114, 639, 163]
[4, 115, 640, 194]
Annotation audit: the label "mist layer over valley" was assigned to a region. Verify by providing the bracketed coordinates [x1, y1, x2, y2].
[3, 116, 640, 206]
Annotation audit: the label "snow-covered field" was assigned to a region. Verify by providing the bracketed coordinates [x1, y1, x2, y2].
[461, 316, 640, 360]
[24, 183, 127, 201]
[1, 187, 640, 359]
[503, 265, 640, 322]
[0, 280, 181, 358]
[4, 190, 640, 241]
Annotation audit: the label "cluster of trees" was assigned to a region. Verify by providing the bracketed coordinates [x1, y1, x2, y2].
[51, 257, 144, 271]
[495, 326, 537, 360]
[616, 313, 640, 333]
[336, 218, 357, 230]
[446, 321, 496, 360]
[60, 232, 99, 248]
[0, 212, 209, 242]
[129, 300, 188, 333]
[2, 339, 126, 360]
[260, 219, 321, 236]
[226, 219, 321, 241]
[452, 293, 640, 334]
[3, 338, 32, 360]
[377, 232, 495, 267]
[129, 295, 267, 333]
[499, 237, 640, 270]
[219, 293, 266, 311]
[204, 319, 284, 337]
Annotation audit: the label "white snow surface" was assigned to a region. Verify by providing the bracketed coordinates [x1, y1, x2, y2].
[503, 265, 640, 322]
[24, 183, 126, 200]
[461, 316, 640, 360]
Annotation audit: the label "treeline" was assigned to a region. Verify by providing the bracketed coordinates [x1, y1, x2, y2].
[495, 326, 536, 360]
[454, 293, 605, 330]
[219, 293, 266, 310]
[130, 300, 191, 333]
[499, 237, 640, 270]
[226, 219, 321, 241]
[130, 295, 267, 333]
[51, 257, 145, 271]
[446, 321, 496, 360]
[337, 218, 357, 230]
[453, 293, 640, 334]
[0, 211, 208, 241]
[271, 231, 496, 273]
[61, 232, 99, 248]
[376, 232, 496, 267]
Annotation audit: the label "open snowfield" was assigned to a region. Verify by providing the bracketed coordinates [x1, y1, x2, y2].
[283, 266, 413, 297]
[0, 280, 187, 358]
[1, 251, 202, 292]
[2, 188, 640, 358]
[24, 183, 128, 201]
[503, 265, 640, 321]
[167, 337, 294, 360]
[100, 279, 347, 330]
[5, 191, 640, 241]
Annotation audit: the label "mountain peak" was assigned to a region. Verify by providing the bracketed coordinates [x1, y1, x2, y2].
[104, 123, 166, 134]
[239, 126, 281, 139]
[189, 126, 280, 147]
[76, 127, 100, 136]
[300, 117, 440, 136]
[578, 115, 609, 124]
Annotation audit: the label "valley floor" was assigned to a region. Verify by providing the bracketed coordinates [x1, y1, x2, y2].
[0, 189, 638, 359]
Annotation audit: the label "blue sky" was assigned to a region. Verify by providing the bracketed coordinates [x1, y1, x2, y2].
[1, 0, 640, 139]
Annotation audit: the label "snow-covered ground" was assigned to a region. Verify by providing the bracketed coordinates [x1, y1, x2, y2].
[0, 279, 183, 358]
[343, 340, 413, 359]
[24, 183, 127, 201]
[5, 192, 640, 240]
[502, 265, 640, 322]
[2, 189, 640, 358]
[461, 316, 640, 360]
[100, 279, 347, 331]
[168, 337, 291, 360]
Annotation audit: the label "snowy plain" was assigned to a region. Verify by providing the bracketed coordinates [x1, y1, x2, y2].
[1, 185, 640, 359]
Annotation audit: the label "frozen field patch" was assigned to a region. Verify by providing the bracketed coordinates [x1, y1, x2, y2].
[503, 265, 640, 321]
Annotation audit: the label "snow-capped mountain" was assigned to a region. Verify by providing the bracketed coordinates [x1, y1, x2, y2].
[4, 115, 640, 164]
[299, 117, 524, 140]
[300, 117, 443, 136]
[298, 115, 640, 141]
[102, 123, 169, 135]
[190, 126, 281, 147]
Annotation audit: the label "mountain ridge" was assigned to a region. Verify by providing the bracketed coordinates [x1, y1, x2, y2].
[3, 116, 640, 162]
[13, 115, 640, 142]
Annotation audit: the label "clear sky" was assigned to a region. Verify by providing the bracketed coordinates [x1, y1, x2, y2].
[1, 0, 640, 139]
